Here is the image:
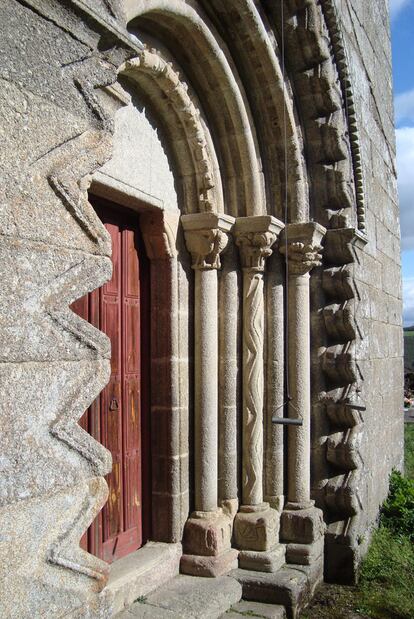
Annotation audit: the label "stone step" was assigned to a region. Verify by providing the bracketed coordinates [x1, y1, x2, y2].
[230, 559, 323, 619]
[222, 600, 286, 619]
[117, 574, 242, 619]
[107, 542, 182, 616]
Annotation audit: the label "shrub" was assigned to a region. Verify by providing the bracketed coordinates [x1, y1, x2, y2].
[380, 470, 414, 541]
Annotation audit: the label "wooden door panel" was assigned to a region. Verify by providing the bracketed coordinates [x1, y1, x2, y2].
[72, 197, 149, 563]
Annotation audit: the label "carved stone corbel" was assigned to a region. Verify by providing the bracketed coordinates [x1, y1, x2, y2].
[140, 210, 179, 261]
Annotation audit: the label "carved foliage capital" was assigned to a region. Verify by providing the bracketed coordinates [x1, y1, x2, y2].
[234, 216, 284, 273]
[280, 222, 326, 276]
[235, 231, 277, 272]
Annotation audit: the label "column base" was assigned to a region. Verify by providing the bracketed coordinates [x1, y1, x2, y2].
[181, 508, 236, 577]
[180, 548, 239, 577]
[234, 503, 280, 553]
[238, 543, 285, 573]
[281, 505, 325, 545]
[285, 537, 324, 566]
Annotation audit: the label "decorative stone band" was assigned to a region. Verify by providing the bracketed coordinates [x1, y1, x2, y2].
[182, 212, 234, 270]
[279, 222, 326, 277]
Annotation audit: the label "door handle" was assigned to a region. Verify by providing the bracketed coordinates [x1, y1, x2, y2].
[109, 398, 119, 412]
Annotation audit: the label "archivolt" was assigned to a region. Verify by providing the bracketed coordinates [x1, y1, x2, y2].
[124, 0, 265, 217]
[121, 48, 223, 214]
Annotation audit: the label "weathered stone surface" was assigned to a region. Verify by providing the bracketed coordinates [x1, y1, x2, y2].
[223, 600, 286, 619]
[0, 0, 402, 616]
[106, 542, 182, 616]
[141, 575, 242, 619]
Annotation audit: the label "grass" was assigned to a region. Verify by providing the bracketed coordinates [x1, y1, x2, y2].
[352, 425, 414, 618]
[302, 423, 414, 618]
[405, 424, 414, 479]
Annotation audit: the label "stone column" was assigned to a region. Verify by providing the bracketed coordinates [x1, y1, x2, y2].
[180, 212, 239, 577]
[218, 242, 240, 517]
[233, 215, 286, 573]
[279, 222, 327, 567]
[265, 252, 285, 512]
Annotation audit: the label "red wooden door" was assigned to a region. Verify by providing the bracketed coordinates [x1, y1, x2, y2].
[73, 197, 150, 563]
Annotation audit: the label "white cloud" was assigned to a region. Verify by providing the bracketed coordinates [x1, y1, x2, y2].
[390, 0, 411, 18]
[395, 89, 414, 125]
[396, 127, 414, 250]
[403, 277, 414, 326]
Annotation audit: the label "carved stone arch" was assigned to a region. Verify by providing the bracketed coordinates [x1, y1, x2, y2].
[121, 48, 224, 215]
[198, 0, 310, 223]
[124, 0, 266, 217]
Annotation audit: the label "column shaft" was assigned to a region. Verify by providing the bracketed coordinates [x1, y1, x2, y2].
[287, 272, 311, 506]
[265, 254, 285, 509]
[195, 268, 218, 512]
[218, 248, 239, 505]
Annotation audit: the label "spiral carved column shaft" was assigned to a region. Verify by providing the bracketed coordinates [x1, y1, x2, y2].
[233, 215, 285, 573]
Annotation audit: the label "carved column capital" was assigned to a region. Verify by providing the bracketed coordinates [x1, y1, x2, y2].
[280, 222, 326, 276]
[235, 216, 284, 272]
[181, 213, 235, 270]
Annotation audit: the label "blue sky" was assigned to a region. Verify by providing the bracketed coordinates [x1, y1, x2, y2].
[391, 0, 414, 325]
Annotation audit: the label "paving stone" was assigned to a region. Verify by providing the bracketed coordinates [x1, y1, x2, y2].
[223, 600, 286, 618]
[142, 574, 242, 619]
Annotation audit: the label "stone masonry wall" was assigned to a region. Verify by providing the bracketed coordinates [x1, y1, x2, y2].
[327, 0, 404, 579]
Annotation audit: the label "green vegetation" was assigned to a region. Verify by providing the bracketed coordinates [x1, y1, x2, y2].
[355, 425, 414, 619]
[302, 424, 414, 618]
[357, 527, 414, 618]
[404, 423, 414, 480]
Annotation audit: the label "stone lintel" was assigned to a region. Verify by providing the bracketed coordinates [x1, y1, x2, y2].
[181, 213, 235, 270]
[235, 216, 284, 272]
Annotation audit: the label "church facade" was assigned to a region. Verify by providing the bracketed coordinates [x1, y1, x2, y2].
[0, 1, 403, 617]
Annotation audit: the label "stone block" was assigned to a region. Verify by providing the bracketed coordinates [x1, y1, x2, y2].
[144, 575, 242, 619]
[226, 600, 286, 619]
[182, 509, 233, 557]
[234, 505, 279, 551]
[180, 548, 239, 577]
[285, 537, 324, 566]
[281, 507, 325, 545]
[238, 543, 286, 573]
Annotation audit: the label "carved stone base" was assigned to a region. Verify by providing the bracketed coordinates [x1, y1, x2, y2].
[180, 548, 239, 577]
[182, 509, 232, 557]
[234, 503, 279, 552]
[238, 544, 286, 573]
[286, 537, 324, 566]
[281, 505, 325, 545]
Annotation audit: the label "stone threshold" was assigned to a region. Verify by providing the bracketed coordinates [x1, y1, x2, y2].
[105, 541, 182, 616]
